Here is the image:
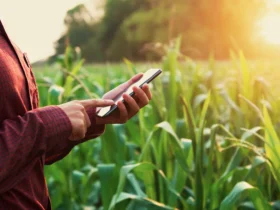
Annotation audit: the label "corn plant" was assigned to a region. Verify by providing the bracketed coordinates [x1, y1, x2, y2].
[34, 38, 280, 210]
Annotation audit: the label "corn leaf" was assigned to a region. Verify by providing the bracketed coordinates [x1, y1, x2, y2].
[111, 192, 176, 210]
[220, 181, 271, 210]
[98, 164, 118, 210]
[263, 106, 280, 184]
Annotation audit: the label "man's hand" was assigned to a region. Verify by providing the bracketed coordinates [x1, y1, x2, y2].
[59, 99, 114, 141]
[96, 73, 152, 124]
[101, 73, 144, 100]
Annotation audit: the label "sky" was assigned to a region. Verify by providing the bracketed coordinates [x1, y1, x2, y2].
[0, 0, 100, 62]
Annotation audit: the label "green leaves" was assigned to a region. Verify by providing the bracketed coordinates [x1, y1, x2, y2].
[98, 164, 119, 210]
[220, 182, 271, 210]
[63, 59, 85, 99]
[48, 85, 64, 105]
[39, 46, 280, 209]
[109, 162, 186, 210]
[111, 192, 175, 210]
[139, 121, 190, 173]
[263, 106, 280, 185]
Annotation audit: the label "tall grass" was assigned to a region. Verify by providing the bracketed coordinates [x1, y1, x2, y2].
[36, 40, 280, 210]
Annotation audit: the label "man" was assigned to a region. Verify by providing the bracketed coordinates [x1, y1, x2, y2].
[0, 20, 152, 209]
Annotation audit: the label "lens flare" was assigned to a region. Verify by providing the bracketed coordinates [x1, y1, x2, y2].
[259, 13, 280, 45]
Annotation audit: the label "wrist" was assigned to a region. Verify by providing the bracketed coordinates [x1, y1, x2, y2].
[85, 108, 106, 135]
[95, 115, 105, 125]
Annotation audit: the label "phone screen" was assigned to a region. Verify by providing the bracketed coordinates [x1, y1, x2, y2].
[97, 69, 162, 117]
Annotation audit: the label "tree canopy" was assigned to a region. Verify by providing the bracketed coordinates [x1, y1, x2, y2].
[53, 0, 267, 62]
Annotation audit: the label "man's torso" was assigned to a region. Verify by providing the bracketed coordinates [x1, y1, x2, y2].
[0, 21, 50, 210]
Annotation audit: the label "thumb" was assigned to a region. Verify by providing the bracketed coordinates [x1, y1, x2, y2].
[129, 73, 144, 85]
[80, 99, 115, 109]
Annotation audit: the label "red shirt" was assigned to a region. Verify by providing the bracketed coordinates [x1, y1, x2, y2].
[0, 20, 105, 209]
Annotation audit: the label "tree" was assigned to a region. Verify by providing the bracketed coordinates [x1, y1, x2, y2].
[52, 0, 267, 62]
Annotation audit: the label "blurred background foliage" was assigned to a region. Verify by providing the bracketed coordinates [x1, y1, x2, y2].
[35, 0, 280, 209]
[39, 41, 280, 210]
[49, 0, 276, 63]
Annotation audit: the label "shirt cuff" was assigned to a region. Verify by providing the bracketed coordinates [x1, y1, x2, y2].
[85, 107, 105, 139]
[35, 106, 72, 151]
[43, 107, 106, 165]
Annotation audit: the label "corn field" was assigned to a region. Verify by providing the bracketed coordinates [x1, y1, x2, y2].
[34, 40, 280, 210]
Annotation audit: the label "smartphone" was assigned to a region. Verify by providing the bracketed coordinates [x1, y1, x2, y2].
[97, 68, 162, 117]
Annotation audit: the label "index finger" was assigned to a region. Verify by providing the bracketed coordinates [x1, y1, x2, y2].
[103, 73, 144, 100]
[115, 73, 144, 92]
[128, 73, 143, 86]
[80, 99, 115, 109]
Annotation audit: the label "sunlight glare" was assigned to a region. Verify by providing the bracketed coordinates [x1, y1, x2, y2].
[259, 13, 280, 45]
[273, 0, 280, 4]
[267, 0, 280, 6]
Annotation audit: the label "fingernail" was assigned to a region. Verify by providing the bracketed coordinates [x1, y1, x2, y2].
[123, 93, 129, 98]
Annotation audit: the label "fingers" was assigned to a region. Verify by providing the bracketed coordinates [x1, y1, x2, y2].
[117, 100, 128, 123]
[80, 99, 114, 109]
[142, 84, 152, 100]
[123, 93, 140, 115]
[132, 86, 149, 108]
[82, 108, 91, 128]
[114, 73, 144, 93]
[66, 99, 114, 141]
[102, 73, 144, 100]
[70, 118, 87, 140]
[129, 73, 144, 84]
[118, 85, 151, 122]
